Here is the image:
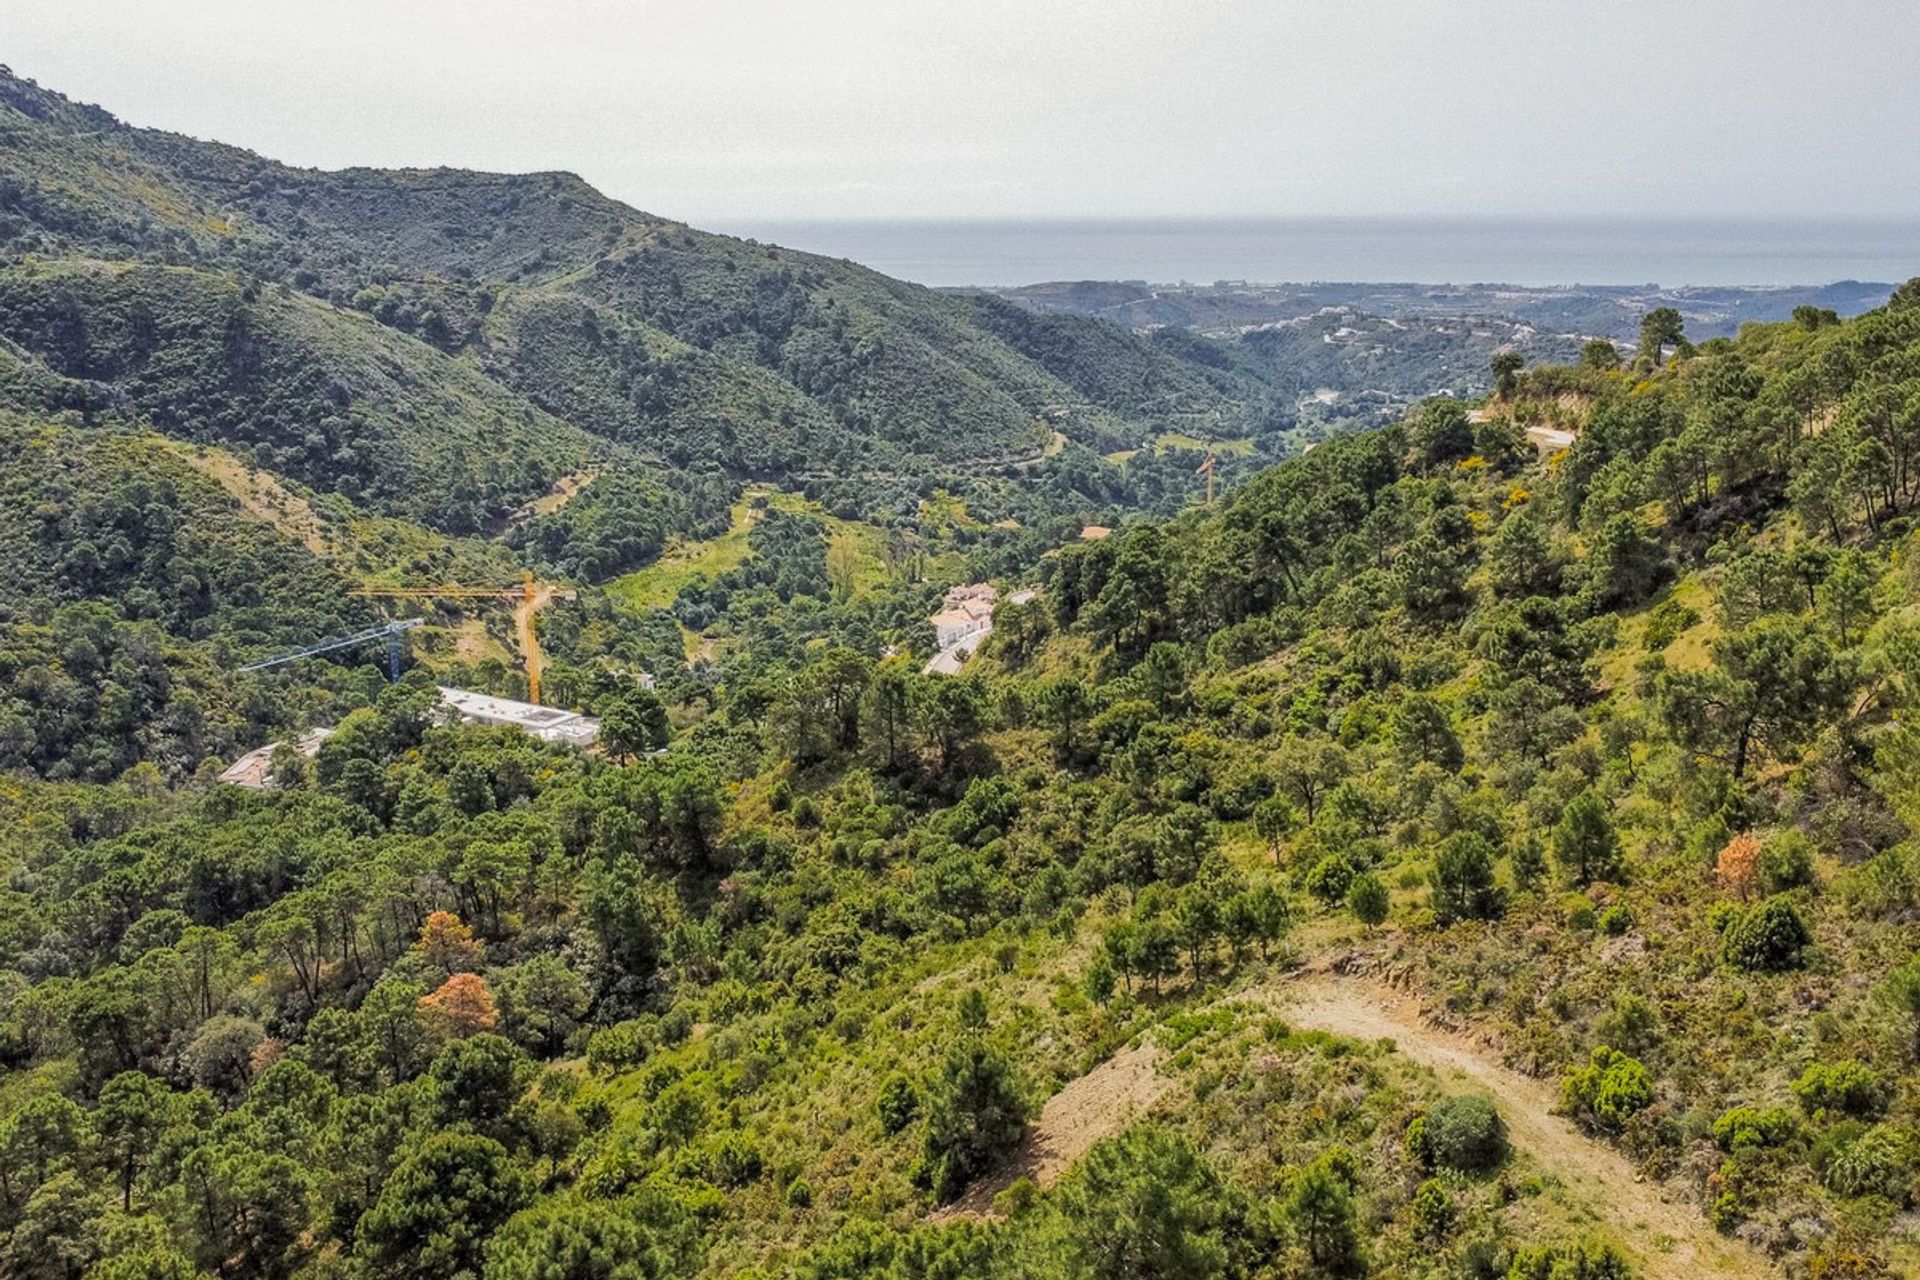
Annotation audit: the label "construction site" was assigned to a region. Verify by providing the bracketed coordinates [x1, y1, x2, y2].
[217, 728, 334, 789]
[222, 573, 600, 788]
[348, 570, 570, 705]
[436, 687, 600, 746]
[220, 690, 602, 791]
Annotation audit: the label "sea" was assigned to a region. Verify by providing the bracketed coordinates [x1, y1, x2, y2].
[706, 216, 1920, 290]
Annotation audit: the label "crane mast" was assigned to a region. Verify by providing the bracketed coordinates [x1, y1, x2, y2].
[348, 571, 558, 704]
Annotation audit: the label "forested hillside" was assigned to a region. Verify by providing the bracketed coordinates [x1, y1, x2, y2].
[3, 154, 1919, 1280]
[8, 59, 1920, 1280]
[0, 259, 594, 529]
[0, 64, 1305, 789]
[0, 65, 1294, 487]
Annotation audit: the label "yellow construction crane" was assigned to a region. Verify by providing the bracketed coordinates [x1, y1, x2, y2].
[1195, 453, 1218, 507]
[349, 570, 566, 705]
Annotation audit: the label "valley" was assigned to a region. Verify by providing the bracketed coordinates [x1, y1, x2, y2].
[1, 58, 1919, 1280]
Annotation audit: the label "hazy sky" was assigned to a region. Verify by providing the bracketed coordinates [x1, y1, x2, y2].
[10, 0, 1920, 223]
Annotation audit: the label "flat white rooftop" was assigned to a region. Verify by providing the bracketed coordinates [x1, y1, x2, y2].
[437, 687, 600, 745]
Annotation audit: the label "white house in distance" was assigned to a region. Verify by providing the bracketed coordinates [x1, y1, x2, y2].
[930, 583, 998, 648]
[923, 584, 1040, 675]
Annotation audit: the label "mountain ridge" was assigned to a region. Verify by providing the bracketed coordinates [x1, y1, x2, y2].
[0, 64, 1293, 494]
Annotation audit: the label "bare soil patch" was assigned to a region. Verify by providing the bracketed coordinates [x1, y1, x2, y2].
[932, 1040, 1173, 1220]
[177, 445, 330, 554]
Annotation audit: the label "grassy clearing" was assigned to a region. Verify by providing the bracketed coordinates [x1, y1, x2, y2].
[918, 490, 982, 534]
[513, 466, 602, 521]
[1155, 432, 1256, 455]
[1598, 576, 1719, 690]
[824, 515, 891, 597]
[169, 441, 330, 555]
[1660, 580, 1720, 673]
[606, 488, 782, 611]
[608, 487, 893, 612]
[414, 618, 514, 668]
[166, 437, 523, 587]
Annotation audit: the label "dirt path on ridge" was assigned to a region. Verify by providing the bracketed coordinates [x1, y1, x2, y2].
[1274, 976, 1768, 1280]
[930, 972, 1771, 1277]
[930, 1040, 1174, 1220]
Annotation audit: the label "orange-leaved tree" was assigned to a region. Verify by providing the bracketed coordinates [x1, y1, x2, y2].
[417, 910, 485, 976]
[1716, 832, 1762, 901]
[418, 972, 499, 1038]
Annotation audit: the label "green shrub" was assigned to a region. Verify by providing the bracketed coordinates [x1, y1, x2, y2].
[1284, 1148, 1362, 1272]
[651, 1079, 711, 1146]
[1303, 853, 1356, 906]
[876, 1074, 919, 1134]
[1642, 598, 1700, 651]
[1711, 1105, 1797, 1152]
[706, 1129, 764, 1187]
[920, 1040, 1029, 1203]
[1593, 992, 1659, 1055]
[1429, 832, 1505, 925]
[585, 1019, 657, 1073]
[1561, 1047, 1654, 1131]
[1721, 897, 1812, 971]
[1791, 1060, 1887, 1119]
[1821, 1123, 1916, 1201]
[1553, 791, 1625, 885]
[1347, 873, 1390, 928]
[1598, 904, 1633, 936]
[1509, 835, 1547, 892]
[1761, 831, 1816, 893]
[1410, 1177, 1454, 1240]
[1082, 954, 1117, 1005]
[1422, 1095, 1509, 1172]
[992, 1175, 1039, 1217]
[1506, 1237, 1634, 1279]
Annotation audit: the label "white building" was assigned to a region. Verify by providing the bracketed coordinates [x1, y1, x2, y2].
[437, 687, 600, 746]
[930, 600, 995, 649]
[930, 583, 999, 648]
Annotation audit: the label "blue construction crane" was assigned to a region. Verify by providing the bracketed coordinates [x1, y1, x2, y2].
[236, 618, 425, 682]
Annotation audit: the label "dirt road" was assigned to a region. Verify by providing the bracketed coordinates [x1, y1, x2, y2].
[1278, 978, 1768, 1280]
[933, 973, 1770, 1276]
[1527, 424, 1577, 452]
[512, 582, 564, 702]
